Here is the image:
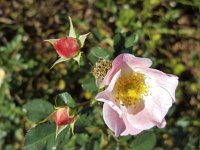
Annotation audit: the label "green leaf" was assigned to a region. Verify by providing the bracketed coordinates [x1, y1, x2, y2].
[79, 75, 98, 92]
[68, 16, 76, 38]
[50, 57, 70, 70]
[125, 34, 139, 48]
[76, 134, 89, 146]
[44, 39, 57, 45]
[113, 33, 125, 52]
[91, 47, 110, 59]
[116, 7, 135, 27]
[56, 92, 76, 108]
[23, 100, 54, 123]
[73, 52, 82, 66]
[131, 131, 156, 150]
[24, 122, 70, 150]
[88, 47, 110, 64]
[78, 33, 90, 48]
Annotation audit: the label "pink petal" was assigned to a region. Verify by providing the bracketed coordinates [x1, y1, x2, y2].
[103, 53, 152, 85]
[120, 107, 143, 136]
[157, 119, 166, 128]
[146, 86, 173, 128]
[96, 70, 123, 116]
[126, 104, 155, 130]
[103, 103, 126, 136]
[126, 86, 173, 130]
[138, 68, 178, 102]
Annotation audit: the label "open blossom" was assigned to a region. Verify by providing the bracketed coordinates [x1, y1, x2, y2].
[52, 107, 74, 126]
[95, 53, 178, 136]
[53, 37, 79, 58]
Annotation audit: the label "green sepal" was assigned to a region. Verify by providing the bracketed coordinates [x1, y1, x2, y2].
[68, 16, 76, 38]
[56, 125, 68, 139]
[73, 52, 82, 66]
[44, 39, 58, 45]
[78, 33, 90, 48]
[50, 57, 70, 70]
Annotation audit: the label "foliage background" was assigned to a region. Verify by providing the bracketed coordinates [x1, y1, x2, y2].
[0, 0, 200, 149]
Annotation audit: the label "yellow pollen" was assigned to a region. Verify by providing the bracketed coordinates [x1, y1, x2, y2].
[115, 73, 149, 107]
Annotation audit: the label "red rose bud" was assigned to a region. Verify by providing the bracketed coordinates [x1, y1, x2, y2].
[53, 37, 79, 58]
[55, 107, 74, 126]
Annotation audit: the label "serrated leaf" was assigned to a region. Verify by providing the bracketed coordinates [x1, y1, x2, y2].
[113, 33, 125, 51]
[90, 47, 110, 59]
[131, 131, 156, 150]
[76, 134, 89, 146]
[88, 47, 110, 64]
[68, 16, 76, 38]
[78, 33, 90, 48]
[23, 100, 54, 123]
[79, 75, 97, 92]
[44, 39, 58, 45]
[24, 122, 70, 150]
[73, 52, 82, 66]
[56, 92, 76, 108]
[50, 57, 70, 70]
[125, 34, 139, 48]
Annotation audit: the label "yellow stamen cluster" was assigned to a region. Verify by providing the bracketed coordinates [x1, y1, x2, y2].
[92, 59, 112, 82]
[115, 73, 149, 107]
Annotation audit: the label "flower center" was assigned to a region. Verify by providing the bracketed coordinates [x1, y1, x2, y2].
[115, 72, 149, 107]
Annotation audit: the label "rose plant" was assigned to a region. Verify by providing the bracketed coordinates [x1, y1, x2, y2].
[23, 17, 178, 150]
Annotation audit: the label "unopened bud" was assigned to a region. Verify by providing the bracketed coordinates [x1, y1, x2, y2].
[55, 107, 74, 126]
[53, 37, 79, 58]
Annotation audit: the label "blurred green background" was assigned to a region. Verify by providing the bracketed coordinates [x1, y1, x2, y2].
[0, 0, 200, 149]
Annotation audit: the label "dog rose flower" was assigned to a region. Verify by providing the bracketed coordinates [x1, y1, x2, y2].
[95, 53, 178, 136]
[53, 37, 79, 58]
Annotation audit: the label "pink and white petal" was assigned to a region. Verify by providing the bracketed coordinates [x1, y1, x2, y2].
[106, 69, 122, 92]
[137, 67, 178, 102]
[120, 107, 143, 136]
[126, 105, 155, 130]
[145, 86, 173, 128]
[96, 70, 123, 116]
[123, 53, 152, 69]
[125, 86, 173, 130]
[120, 126, 142, 136]
[103, 53, 152, 85]
[96, 91, 123, 116]
[103, 103, 126, 136]
[156, 119, 166, 128]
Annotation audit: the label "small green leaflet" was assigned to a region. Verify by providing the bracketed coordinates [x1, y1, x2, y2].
[131, 131, 156, 150]
[24, 122, 69, 150]
[56, 92, 76, 108]
[23, 100, 54, 123]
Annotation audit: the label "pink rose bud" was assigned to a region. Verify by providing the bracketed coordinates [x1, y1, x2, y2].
[55, 107, 74, 126]
[53, 37, 79, 58]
